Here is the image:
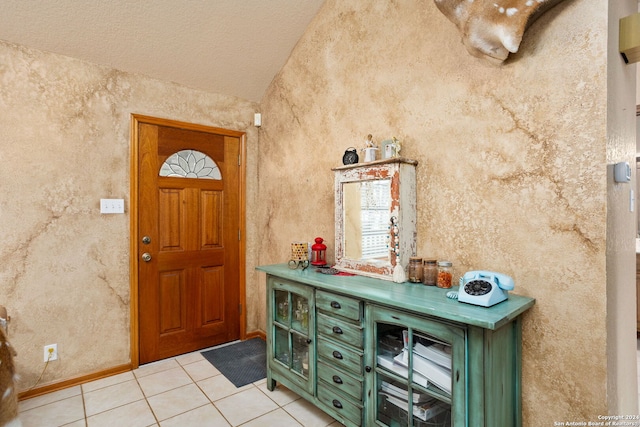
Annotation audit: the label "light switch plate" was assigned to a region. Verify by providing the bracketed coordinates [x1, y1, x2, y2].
[100, 199, 125, 214]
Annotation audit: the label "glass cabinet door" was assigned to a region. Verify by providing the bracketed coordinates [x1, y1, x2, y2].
[268, 278, 314, 394]
[366, 306, 466, 427]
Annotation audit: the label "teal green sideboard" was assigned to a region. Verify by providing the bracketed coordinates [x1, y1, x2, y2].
[258, 264, 535, 427]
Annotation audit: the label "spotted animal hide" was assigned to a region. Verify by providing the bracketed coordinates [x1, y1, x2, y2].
[434, 0, 565, 63]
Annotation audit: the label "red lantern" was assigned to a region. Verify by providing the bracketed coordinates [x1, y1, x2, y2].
[311, 237, 327, 266]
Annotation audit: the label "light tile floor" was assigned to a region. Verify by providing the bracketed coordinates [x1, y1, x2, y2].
[17, 340, 640, 425]
[18, 345, 346, 427]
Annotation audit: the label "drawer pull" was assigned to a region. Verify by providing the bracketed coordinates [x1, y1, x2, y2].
[332, 326, 343, 334]
[306, 338, 312, 344]
[365, 366, 372, 373]
[330, 301, 341, 309]
[332, 350, 343, 360]
[332, 399, 343, 409]
[332, 375, 343, 384]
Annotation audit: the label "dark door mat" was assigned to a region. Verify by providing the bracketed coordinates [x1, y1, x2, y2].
[201, 338, 266, 388]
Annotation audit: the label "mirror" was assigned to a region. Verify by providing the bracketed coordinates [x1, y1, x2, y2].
[333, 158, 417, 281]
[343, 180, 391, 263]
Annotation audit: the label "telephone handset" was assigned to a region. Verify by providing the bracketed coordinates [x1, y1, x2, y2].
[457, 270, 514, 307]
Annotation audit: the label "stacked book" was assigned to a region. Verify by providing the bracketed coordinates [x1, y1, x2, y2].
[379, 380, 448, 422]
[376, 331, 453, 395]
[376, 354, 430, 388]
[393, 344, 451, 394]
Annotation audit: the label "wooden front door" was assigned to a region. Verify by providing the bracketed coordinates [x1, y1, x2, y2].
[134, 117, 243, 364]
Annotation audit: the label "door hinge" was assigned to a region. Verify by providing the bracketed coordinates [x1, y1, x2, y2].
[238, 229, 241, 241]
[238, 155, 241, 166]
[238, 303, 242, 315]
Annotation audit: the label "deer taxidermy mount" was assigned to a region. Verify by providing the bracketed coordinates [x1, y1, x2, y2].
[434, 0, 566, 63]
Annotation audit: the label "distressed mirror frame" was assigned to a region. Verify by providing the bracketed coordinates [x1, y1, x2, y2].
[332, 158, 418, 281]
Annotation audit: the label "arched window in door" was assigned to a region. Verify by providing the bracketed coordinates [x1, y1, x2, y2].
[159, 149, 222, 180]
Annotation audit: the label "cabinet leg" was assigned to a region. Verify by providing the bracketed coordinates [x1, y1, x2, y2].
[267, 375, 276, 391]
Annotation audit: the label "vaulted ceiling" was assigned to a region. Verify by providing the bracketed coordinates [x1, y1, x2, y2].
[0, 1, 325, 102]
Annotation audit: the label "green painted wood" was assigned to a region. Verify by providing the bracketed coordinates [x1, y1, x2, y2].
[317, 381, 364, 426]
[266, 276, 315, 396]
[316, 289, 363, 321]
[365, 305, 466, 426]
[317, 360, 363, 401]
[317, 312, 364, 348]
[261, 265, 534, 427]
[484, 326, 515, 426]
[513, 316, 523, 427]
[258, 264, 535, 330]
[466, 326, 486, 426]
[317, 336, 364, 376]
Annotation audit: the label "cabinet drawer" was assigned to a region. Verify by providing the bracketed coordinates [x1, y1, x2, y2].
[317, 336, 363, 375]
[316, 290, 362, 321]
[317, 381, 362, 426]
[317, 312, 363, 349]
[317, 360, 363, 402]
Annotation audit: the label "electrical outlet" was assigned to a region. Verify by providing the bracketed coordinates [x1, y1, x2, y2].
[44, 344, 58, 362]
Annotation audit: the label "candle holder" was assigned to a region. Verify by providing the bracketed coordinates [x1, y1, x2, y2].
[311, 237, 327, 266]
[288, 242, 310, 270]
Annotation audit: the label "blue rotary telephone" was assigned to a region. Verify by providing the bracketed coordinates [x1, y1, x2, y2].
[456, 270, 514, 307]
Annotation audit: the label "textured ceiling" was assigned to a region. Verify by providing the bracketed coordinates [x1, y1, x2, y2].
[0, 0, 325, 102]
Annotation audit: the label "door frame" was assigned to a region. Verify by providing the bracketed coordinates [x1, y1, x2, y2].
[129, 114, 247, 368]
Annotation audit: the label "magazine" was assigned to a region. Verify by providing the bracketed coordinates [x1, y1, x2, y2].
[413, 342, 452, 370]
[394, 349, 452, 395]
[381, 380, 430, 403]
[377, 354, 430, 388]
[381, 393, 448, 422]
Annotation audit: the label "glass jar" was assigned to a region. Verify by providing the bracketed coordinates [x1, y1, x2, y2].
[408, 257, 423, 283]
[437, 261, 453, 288]
[422, 259, 438, 286]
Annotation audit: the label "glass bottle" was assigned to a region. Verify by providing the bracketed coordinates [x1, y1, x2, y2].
[437, 261, 453, 288]
[408, 257, 423, 283]
[278, 298, 289, 321]
[422, 259, 438, 286]
[301, 304, 309, 329]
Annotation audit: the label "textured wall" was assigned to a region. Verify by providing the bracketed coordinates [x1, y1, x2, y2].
[0, 40, 260, 390]
[605, 0, 639, 413]
[257, 0, 634, 422]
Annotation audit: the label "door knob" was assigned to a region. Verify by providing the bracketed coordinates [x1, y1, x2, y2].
[142, 236, 151, 244]
[141, 253, 152, 262]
